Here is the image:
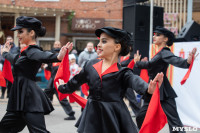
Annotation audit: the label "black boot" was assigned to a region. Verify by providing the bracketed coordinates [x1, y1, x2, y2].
[64, 115, 76, 120]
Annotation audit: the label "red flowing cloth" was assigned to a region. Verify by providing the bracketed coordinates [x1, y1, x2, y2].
[0, 70, 6, 87]
[140, 69, 149, 83]
[127, 59, 149, 83]
[54, 50, 87, 108]
[81, 83, 89, 96]
[139, 83, 167, 133]
[44, 69, 51, 80]
[180, 55, 194, 85]
[2, 59, 14, 83]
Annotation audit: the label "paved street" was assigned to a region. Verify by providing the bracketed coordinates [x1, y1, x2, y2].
[0, 93, 199, 133]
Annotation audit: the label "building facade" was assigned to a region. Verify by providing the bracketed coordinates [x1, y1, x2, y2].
[0, 0, 199, 52]
[0, 0, 123, 52]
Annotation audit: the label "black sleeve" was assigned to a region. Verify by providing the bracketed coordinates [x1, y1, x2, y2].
[124, 70, 148, 95]
[26, 48, 59, 63]
[58, 62, 88, 94]
[161, 49, 190, 68]
[135, 61, 150, 69]
[2, 52, 19, 64]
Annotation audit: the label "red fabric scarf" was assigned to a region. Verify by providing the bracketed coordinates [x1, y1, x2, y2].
[2, 59, 14, 83]
[139, 83, 167, 133]
[54, 50, 87, 108]
[0, 70, 6, 87]
[140, 69, 149, 83]
[180, 55, 194, 85]
[44, 69, 51, 80]
[81, 83, 89, 96]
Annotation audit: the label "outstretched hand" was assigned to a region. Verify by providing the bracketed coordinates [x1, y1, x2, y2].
[57, 42, 73, 61]
[56, 79, 65, 89]
[147, 72, 164, 94]
[134, 50, 141, 63]
[187, 47, 198, 64]
[1, 41, 11, 55]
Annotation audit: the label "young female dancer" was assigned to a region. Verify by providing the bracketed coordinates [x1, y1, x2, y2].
[135, 26, 197, 133]
[0, 16, 71, 133]
[56, 27, 164, 133]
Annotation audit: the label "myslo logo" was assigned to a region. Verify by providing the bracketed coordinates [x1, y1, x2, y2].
[172, 127, 198, 132]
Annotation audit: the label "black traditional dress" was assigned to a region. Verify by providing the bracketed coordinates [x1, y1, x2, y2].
[135, 47, 189, 133]
[0, 45, 59, 133]
[3, 45, 58, 114]
[58, 58, 149, 133]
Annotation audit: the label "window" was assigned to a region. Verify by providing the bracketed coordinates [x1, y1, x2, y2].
[80, 0, 106, 2]
[37, 38, 55, 51]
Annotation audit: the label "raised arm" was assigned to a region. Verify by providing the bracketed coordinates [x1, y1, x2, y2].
[161, 48, 190, 68]
[134, 50, 150, 69]
[56, 62, 88, 94]
[124, 70, 148, 95]
[124, 70, 163, 95]
[1, 42, 19, 64]
[27, 42, 73, 63]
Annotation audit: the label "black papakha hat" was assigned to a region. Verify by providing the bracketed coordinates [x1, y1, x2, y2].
[11, 16, 42, 31]
[154, 26, 175, 46]
[95, 27, 133, 46]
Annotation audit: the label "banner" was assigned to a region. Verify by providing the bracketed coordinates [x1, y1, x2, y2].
[173, 42, 200, 128]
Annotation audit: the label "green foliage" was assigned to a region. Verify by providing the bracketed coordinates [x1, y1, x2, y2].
[67, 11, 75, 32]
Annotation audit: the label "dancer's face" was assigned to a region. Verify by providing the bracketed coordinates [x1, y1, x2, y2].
[153, 32, 168, 46]
[97, 33, 120, 59]
[17, 28, 34, 45]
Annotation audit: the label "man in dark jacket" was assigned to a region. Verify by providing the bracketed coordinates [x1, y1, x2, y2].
[78, 42, 98, 98]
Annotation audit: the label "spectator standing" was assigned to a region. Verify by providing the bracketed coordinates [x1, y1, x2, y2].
[78, 42, 98, 97]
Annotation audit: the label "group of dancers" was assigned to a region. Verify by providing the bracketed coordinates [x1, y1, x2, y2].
[0, 16, 197, 133]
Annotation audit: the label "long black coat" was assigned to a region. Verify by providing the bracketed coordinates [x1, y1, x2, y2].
[2, 45, 59, 114]
[58, 58, 149, 133]
[135, 47, 190, 100]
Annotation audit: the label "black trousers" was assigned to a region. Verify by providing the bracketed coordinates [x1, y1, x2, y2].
[1, 87, 6, 98]
[125, 88, 141, 115]
[0, 111, 50, 133]
[136, 98, 185, 133]
[44, 88, 75, 116]
[0, 81, 12, 99]
[55, 91, 75, 116]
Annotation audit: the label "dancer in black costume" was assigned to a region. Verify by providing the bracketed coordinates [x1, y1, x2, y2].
[56, 27, 164, 133]
[0, 16, 71, 133]
[135, 26, 197, 133]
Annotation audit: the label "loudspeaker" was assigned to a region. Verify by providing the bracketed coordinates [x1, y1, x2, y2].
[123, 5, 164, 58]
[176, 20, 200, 41]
